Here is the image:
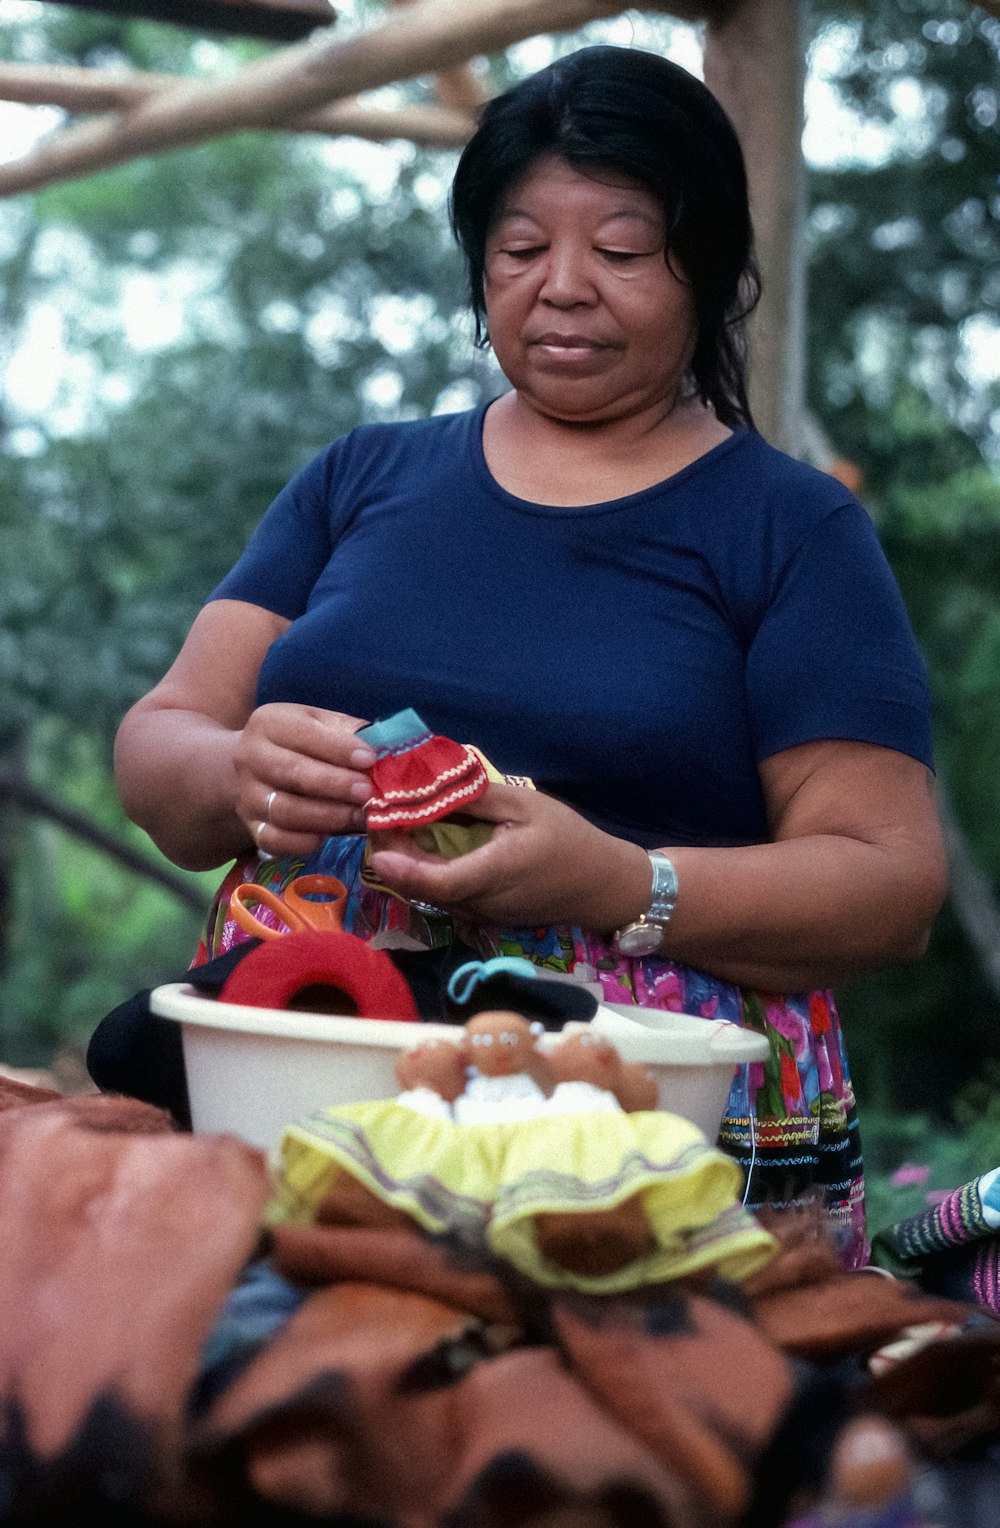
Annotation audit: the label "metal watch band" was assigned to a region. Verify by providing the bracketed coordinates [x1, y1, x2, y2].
[610, 851, 678, 957]
[647, 851, 678, 926]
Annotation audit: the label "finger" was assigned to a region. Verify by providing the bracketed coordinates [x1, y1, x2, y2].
[296, 708, 377, 768]
[245, 742, 373, 809]
[368, 841, 495, 906]
[250, 809, 367, 858]
[453, 781, 536, 824]
[273, 730, 376, 782]
[241, 800, 367, 854]
[261, 782, 370, 835]
[251, 819, 327, 862]
[252, 705, 376, 771]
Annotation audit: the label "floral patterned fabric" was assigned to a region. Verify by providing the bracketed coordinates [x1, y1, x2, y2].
[195, 834, 867, 1269]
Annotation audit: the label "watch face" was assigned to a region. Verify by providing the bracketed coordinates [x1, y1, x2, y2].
[615, 921, 663, 958]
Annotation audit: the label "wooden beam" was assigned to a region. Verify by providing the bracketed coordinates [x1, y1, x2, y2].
[314, 99, 474, 144]
[0, 0, 645, 197]
[0, 62, 154, 114]
[30, 0, 336, 43]
[387, 0, 489, 114]
[0, 63, 477, 146]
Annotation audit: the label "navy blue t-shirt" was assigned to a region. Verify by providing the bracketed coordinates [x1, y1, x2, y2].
[209, 405, 933, 850]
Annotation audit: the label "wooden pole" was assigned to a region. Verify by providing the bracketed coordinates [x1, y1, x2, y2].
[0, 63, 477, 147]
[0, 0, 638, 197]
[704, 0, 806, 452]
[386, 0, 489, 113]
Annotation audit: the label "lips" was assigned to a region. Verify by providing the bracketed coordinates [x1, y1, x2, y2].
[530, 332, 607, 349]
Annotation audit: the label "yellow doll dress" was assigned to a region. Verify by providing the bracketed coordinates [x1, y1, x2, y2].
[271, 1083, 776, 1295]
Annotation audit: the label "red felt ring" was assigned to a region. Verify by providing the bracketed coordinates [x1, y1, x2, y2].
[217, 930, 419, 1020]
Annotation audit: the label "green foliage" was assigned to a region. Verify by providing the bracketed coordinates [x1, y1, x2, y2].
[0, 723, 212, 1067]
[0, 3, 498, 1060]
[807, 0, 1000, 452]
[864, 1064, 1000, 1237]
[804, 4, 1000, 1117]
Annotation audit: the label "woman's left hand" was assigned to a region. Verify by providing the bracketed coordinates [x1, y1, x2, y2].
[368, 785, 651, 930]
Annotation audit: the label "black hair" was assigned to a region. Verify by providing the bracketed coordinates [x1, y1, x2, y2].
[449, 45, 760, 429]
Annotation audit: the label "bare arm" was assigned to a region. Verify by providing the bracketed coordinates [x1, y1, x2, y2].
[114, 600, 375, 871]
[368, 740, 948, 991]
[654, 740, 948, 988]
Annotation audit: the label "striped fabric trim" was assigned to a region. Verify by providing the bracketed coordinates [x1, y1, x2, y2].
[366, 775, 490, 828]
[890, 1178, 992, 1263]
[369, 749, 482, 805]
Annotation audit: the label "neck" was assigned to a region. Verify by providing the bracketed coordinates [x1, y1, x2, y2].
[482, 390, 733, 508]
[501, 386, 697, 450]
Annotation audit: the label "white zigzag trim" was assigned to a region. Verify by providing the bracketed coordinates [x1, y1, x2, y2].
[374, 750, 480, 803]
[366, 776, 487, 826]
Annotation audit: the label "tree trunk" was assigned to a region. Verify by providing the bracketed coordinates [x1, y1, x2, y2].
[703, 0, 806, 453]
[0, 738, 27, 951]
[937, 789, 1000, 1005]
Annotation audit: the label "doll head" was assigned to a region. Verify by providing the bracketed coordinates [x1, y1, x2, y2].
[548, 1031, 621, 1090]
[463, 1010, 550, 1084]
[394, 1039, 467, 1102]
[613, 1061, 660, 1114]
[548, 1031, 659, 1112]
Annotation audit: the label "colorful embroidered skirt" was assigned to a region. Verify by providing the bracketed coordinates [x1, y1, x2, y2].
[271, 1100, 777, 1293]
[196, 834, 867, 1268]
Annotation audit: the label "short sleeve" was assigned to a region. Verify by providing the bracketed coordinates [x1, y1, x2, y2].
[746, 501, 934, 768]
[206, 445, 339, 619]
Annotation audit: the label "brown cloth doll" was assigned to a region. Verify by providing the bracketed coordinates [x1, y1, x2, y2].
[271, 1013, 776, 1293]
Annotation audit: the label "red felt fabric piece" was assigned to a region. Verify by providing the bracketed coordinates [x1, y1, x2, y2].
[367, 734, 490, 829]
[744, 1205, 980, 1361]
[0, 1094, 270, 1515]
[270, 1221, 520, 1324]
[552, 1292, 794, 1520]
[217, 929, 419, 1019]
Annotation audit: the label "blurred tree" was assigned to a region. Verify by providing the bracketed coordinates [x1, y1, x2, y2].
[805, 0, 1000, 1111]
[0, 4, 495, 1059]
[808, 0, 998, 459]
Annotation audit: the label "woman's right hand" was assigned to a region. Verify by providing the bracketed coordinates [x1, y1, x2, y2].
[115, 601, 376, 871]
[233, 702, 376, 860]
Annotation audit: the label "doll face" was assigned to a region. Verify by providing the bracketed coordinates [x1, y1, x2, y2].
[547, 1032, 658, 1111]
[395, 1040, 467, 1102]
[548, 1031, 621, 1090]
[464, 1011, 539, 1076]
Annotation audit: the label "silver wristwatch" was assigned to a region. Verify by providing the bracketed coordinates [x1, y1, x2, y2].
[612, 851, 678, 958]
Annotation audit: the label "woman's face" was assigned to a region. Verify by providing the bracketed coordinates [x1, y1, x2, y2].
[482, 155, 697, 426]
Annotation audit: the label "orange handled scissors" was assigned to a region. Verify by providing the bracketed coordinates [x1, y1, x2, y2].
[229, 875, 348, 942]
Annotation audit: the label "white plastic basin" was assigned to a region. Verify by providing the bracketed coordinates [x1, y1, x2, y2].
[150, 983, 769, 1151]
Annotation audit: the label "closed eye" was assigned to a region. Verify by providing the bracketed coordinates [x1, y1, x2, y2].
[597, 248, 649, 264]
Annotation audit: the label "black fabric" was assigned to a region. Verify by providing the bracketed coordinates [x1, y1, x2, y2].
[86, 944, 262, 1129]
[381, 940, 481, 1019]
[444, 968, 599, 1029]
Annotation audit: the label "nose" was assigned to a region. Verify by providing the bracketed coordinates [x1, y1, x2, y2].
[538, 238, 594, 306]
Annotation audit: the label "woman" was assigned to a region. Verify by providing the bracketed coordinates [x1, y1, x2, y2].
[108, 46, 947, 1267]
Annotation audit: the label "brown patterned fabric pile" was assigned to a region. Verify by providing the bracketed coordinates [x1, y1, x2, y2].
[0, 1085, 998, 1528]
